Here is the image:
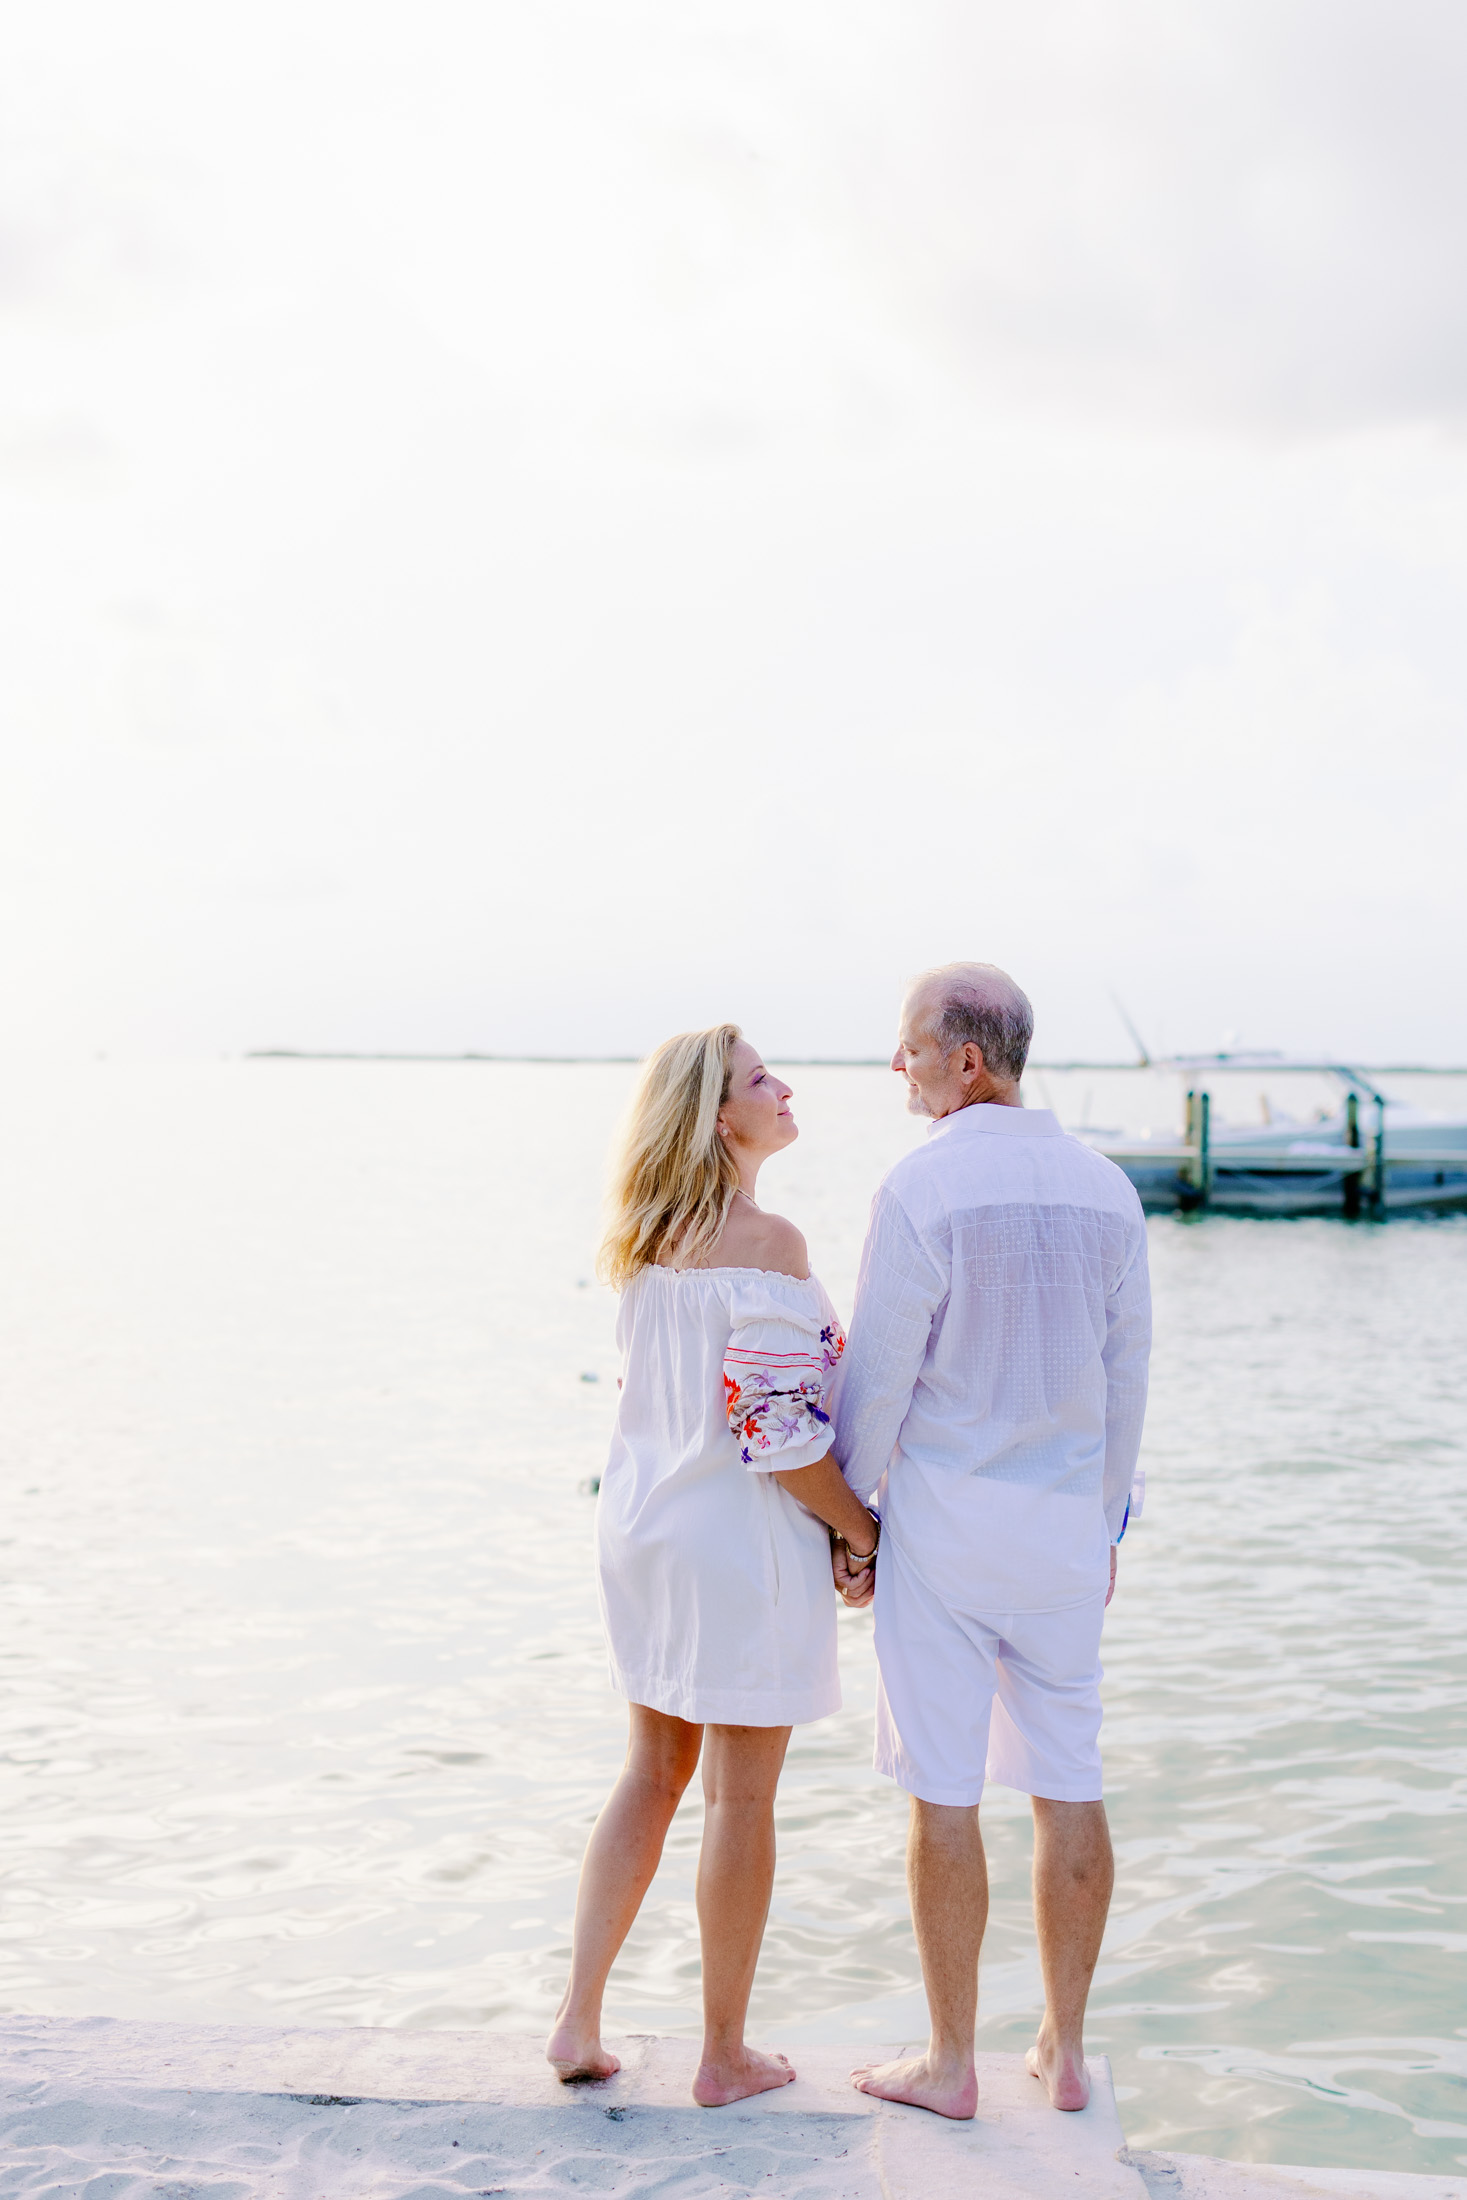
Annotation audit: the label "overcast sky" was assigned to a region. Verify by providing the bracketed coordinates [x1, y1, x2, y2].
[2, 1, 1464, 1062]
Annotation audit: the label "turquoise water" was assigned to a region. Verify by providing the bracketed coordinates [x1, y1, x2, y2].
[0, 1060, 1463, 2174]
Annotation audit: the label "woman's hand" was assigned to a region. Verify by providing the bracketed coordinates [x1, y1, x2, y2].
[770, 1455, 879, 1608]
[832, 1534, 877, 1608]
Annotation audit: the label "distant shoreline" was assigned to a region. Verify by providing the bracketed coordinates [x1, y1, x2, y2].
[245, 1050, 1467, 1073]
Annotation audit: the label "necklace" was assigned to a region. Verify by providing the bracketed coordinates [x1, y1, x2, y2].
[735, 1187, 762, 1213]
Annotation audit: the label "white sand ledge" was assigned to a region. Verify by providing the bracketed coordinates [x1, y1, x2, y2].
[0, 2016, 1459, 2200]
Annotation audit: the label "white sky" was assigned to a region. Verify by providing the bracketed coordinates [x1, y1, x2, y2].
[2, 0, 1465, 1062]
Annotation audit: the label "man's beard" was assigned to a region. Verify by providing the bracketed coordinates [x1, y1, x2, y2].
[904, 1082, 934, 1118]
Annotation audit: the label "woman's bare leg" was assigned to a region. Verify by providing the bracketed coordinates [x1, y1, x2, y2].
[691, 1722, 797, 2106]
[547, 1705, 703, 2080]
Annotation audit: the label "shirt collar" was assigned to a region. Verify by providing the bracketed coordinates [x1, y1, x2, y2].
[926, 1103, 1064, 1140]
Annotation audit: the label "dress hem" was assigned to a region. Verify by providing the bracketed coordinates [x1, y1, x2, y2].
[608, 1668, 840, 1727]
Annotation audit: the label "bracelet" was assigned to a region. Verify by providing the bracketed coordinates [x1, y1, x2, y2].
[833, 1519, 880, 1568]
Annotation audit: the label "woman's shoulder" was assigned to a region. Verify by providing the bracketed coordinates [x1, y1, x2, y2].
[714, 1202, 810, 1281]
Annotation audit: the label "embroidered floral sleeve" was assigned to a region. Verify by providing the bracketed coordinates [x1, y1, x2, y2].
[723, 1318, 846, 1469]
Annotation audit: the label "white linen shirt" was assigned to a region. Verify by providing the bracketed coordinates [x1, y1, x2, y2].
[832, 1104, 1150, 1614]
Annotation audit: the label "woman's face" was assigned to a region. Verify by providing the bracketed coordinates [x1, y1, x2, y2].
[716, 1040, 797, 1163]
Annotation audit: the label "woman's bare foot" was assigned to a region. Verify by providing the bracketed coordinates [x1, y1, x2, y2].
[851, 2051, 978, 2120]
[1025, 2036, 1089, 2111]
[692, 2045, 795, 2107]
[545, 2019, 621, 2084]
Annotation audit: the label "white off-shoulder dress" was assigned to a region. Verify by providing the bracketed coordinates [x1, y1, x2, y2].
[595, 1264, 846, 1727]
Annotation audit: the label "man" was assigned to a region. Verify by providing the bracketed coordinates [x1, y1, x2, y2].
[831, 961, 1149, 2121]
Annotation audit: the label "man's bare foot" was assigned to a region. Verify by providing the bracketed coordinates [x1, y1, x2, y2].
[692, 2046, 795, 2107]
[1026, 2036, 1090, 2111]
[545, 2020, 620, 2083]
[851, 2051, 978, 2120]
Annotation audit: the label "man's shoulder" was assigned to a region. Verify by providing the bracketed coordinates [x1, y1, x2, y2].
[1052, 1133, 1147, 1217]
[878, 1139, 943, 1210]
[886, 1120, 1143, 1225]
[1046, 1126, 1130, 1179]
[867, 1143, 961, 1257]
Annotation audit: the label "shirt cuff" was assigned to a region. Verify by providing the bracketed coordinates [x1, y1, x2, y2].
[1112, 1470, 1146, 1543]
[745, 1428, 834, 1475]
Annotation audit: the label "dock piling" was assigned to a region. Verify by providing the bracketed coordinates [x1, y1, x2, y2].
[1180, 1088, 1212, 1210]
[1200, 1090, 1212, 1202]
[1343, 1091, 1362, 1219]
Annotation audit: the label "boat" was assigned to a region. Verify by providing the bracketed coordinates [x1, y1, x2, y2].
[1083, 1057, 1467, 1217]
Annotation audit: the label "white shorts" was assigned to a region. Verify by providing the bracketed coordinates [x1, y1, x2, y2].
[872, 1535, 1106, 1808]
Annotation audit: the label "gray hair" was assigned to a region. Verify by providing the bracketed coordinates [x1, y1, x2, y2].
[913, 961, 1034, 1083]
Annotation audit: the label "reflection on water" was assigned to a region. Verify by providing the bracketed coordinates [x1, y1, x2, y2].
[0, 1061, 1464, 2175]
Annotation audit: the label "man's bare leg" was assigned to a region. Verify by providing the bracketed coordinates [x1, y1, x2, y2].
[1025, 1797, 1114, 2111]
[852, 1798, 985, 2119]
[547, 1706, 702, 2080]
[692, 1722, 798, 2106]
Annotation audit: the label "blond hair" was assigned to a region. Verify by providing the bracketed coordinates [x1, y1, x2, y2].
[598, 1024, 743, 1288]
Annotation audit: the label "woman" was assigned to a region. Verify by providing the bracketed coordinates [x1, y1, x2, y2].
[546, 1024, 880, 2106]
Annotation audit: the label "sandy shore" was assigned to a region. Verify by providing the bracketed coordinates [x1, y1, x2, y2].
[1, 2016, 1461, 2199]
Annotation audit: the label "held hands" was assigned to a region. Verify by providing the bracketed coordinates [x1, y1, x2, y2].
[831, 1516, 879, 1609]
[772, 1457, 878, 1607]
[832, 1520, 1117, 1609]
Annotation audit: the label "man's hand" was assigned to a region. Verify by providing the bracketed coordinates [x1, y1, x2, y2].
[832, 1541, 876, 1609]
[1105, 1545, 1118, 1607]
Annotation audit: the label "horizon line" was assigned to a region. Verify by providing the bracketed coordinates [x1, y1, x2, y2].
[243, 1050, 1467, 1073]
